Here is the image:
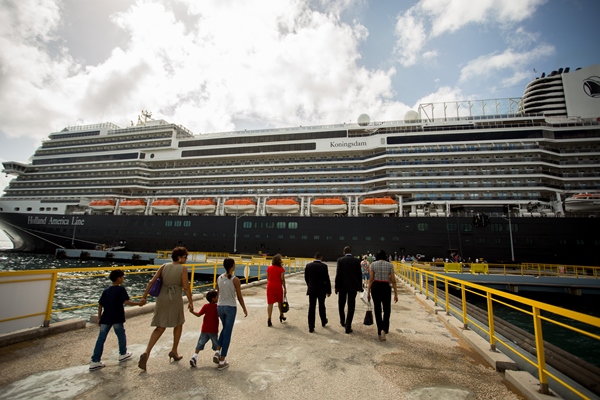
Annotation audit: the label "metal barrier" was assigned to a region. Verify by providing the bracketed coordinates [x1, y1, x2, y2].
[0, 255, 310, 335]
[397, 262, 600, 399]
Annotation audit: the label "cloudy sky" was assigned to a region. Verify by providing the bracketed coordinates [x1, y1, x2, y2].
[0, 0, 598, 199]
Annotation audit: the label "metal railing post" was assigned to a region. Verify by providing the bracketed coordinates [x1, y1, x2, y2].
[532, 306, 549, 394]
[44, 272, 58, 327]
[486, 292, 496, 352]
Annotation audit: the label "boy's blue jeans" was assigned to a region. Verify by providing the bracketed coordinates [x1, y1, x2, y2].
[217, 305, 237, 358]
[91, 323, 127, 362]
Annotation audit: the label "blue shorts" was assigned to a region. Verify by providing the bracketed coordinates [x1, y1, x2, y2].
[362, 273, 370, 280]
[195, 332, 218, 351]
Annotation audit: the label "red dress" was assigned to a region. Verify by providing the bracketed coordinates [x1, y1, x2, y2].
[266, 265, 285, 304]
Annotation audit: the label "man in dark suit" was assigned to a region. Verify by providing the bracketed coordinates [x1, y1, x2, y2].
[304, 252, 332, 333]
[335, 246, 363, 333]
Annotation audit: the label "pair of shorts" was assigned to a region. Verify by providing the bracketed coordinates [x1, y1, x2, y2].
[195, 332, 218, 351]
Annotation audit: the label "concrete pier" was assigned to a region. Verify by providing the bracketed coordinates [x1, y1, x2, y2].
[0, 265, 551, 400]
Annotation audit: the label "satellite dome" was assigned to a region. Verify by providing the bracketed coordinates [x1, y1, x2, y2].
[357, 114, 370, 126]
[404, 110, 419, 121]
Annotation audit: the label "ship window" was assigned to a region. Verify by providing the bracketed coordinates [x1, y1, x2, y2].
[278, 235, 284, 239]
[183, 221, 191, 227]
[559, 239, 567, 245]
[314, 235, 320, 240]
[39, 207, 44, 211]
[326, 236, 333, 240]
[174, 221, 182, 227]
[52, 208, 58, 211]
[244, 234, 250, 238]
[460, 224, 473, 232]
[27, 207, 32, 211]
[14, 207, 20, 211]
[253, 222, 264, 229]
[490, 224, 503, 232]
[379, 236, 385, 241]
[392, 237, 399, 241]
[276, 222, 286, 229]
[266, 222, 275, 228]
[288, 222, 298, 229]
[417, 223, 428, 231]
[477, 237, 486, 244]
[165, 221, 173, 227]
[243, 222, 252, 228]
[524, 238, 534, 245]
[365, 236, 371, 241]
[494, 238, 502, 244]
[302, 235, 308, 240]
[339, 236, 345, 240]
[352, 236, 358, 241]
[155, 231, 161, 235]
[576, 239, 584, 245]
[255, 234, 260, 238]
[290, 235, 295, 239]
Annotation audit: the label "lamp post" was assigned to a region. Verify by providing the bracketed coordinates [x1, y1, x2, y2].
[508, 211, 514, 262]
[233, 206, 245, 254]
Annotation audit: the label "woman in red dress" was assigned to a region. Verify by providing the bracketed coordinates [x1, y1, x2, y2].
[266, 254, 287, 326]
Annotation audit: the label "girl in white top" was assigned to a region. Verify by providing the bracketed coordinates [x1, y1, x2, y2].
[215, 258, 248, 370]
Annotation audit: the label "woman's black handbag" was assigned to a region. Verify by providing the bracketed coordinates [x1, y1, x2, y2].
[363, 302, 373, 325]
[282, 296, 290, 313]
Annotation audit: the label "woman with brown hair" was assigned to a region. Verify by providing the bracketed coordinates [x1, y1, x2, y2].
[266, 253, 287, 326]
[138, 246, 193, 370]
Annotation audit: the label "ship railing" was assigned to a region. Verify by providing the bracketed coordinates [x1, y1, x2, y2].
[427, 261, 600, 278]
[398, 262, 600, 399]
[0, 255, 311, 337]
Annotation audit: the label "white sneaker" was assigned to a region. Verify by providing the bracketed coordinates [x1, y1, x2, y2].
[190, 356, 197, 367]
[89, 361, 105, 371]
[217, 361, 229, 370]
[118, 352, 133, 362]
[213, 351, 220, 364]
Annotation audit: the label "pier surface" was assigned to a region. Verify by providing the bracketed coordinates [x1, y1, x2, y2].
[0, 265, 535, 400]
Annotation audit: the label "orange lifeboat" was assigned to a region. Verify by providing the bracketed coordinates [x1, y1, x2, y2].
[89, 199, 116, 213]
[186, 199, 216, 214]
[359, 196, 398, 214]
[151, 198, 179, 214]
[310, 197, 347, 214]
[564, 193, 600, 212]
[119, 199, 146, 213]
[265, 198, 300, 214]
[224, 198, 256, 214]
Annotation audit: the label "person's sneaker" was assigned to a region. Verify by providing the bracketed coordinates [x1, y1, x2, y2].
[190, 357, 197, 368]
[118, 352, 133, 362]
[89, 361, 105, 371]
[212, 351, 220, 364]
[380, 332, 386, 341]
[217, 361, 229, 370]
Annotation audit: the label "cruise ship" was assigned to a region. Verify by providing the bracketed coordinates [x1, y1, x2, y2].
[1, 65, 599, 264]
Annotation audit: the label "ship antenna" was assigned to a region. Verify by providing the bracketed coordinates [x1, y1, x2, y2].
[141, 110, 152, 122]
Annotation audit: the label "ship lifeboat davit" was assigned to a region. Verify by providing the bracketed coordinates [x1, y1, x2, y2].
[359, 196, 398, 214]
[224, 198, 256, 214]
[151, 198, 180, 214]
[186, 199, 216, 214]
[310, 197, 347, 214]
[119, 199, 146, 213]
[89, 199, 116, 213]
[265, 198, 300, 214]
[564, 193, 600, 212]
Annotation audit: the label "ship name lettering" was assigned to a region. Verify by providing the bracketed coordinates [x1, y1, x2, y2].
[330, 140, 367, 148]
[49, 217, 70, 225]
[27, 216, 47, 225]
[71, 217, 85, 226]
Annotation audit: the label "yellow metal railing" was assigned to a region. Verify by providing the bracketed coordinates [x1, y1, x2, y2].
[397, 262, 600, 399]
[0, 255, 309, 334]
[427, 261, 600, 278]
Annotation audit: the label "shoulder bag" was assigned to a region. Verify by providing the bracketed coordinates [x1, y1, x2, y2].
[149, 264, 166, 296]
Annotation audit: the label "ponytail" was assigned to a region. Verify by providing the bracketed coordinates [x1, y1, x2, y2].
[223, 258, 235, 280]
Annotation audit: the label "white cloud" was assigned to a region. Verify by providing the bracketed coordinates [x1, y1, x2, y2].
[0, 0, 410, 142]
[393, 0, 547, 67]
[458, 44, 555, 84]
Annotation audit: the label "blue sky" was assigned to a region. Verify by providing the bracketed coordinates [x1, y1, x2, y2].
[0, 0, 599, 198]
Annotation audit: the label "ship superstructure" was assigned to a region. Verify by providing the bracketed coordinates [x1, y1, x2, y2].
[1, 66, 599, 263]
